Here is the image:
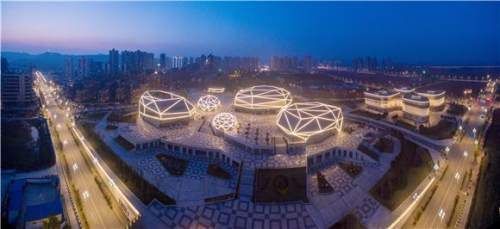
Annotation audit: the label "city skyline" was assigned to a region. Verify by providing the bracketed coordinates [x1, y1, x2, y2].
[2, 1, 499, 65]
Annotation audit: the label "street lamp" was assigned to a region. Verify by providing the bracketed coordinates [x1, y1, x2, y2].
[459, 125, 463, 131]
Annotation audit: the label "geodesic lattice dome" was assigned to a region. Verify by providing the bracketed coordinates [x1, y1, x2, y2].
[276, 102, 343, 141]
[212, 112, 238, 132]
[233, 85, 292, 111]
[197, 95, 221, 112]
[139, 90, 195, 122]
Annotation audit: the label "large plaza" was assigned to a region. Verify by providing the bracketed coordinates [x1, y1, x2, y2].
[84, 85, 411, 228]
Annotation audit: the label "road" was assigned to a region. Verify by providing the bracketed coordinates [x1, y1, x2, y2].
[414, 101, 487, 228]
[37, 73, 128, 228]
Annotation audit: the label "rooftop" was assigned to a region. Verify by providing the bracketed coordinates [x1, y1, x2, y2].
[6, 176, 63, 225]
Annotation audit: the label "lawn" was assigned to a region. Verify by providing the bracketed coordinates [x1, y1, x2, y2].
[108, 111, 137, 123]
[83, 111, 108, 121]
[373, 137, 394, 153]
[351, 109, 386, 120]
[253, 167, 308, 203]
[1, 118, 55, 171]
[338, 162, 363, 178]
[419, 119, 457, 140]
[446, 103, 467, 116]
[114, 135, 135, 151]
[370, 135, 433, 210]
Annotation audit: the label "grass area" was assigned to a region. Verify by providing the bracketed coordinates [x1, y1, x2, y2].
[370, 135, 433, 210]
[83, 111, 107, 121]
[351, 109, 386, 120]
[108, 111, 136, 123]
[114, 135, 135, 151]
[253, 167, 308, 203]
[1, 118, 55, 171]
[373, 137, 394, 153]
[156, 154, 188, 176]
[419, 119, 457, 140]
[446, 103, 467, 116]
[468, 109, 500, 228]
[78, 122, 176, 205]
[329, 213, 365, 229]
[338, 162, 363, 178]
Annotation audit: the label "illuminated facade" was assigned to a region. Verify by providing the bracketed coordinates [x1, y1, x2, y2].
[234, 85, 292, 112]
[212, 112, 238, 132]
[139, 90, 195, 126]
[197, 95, 221, 112]
[395, 87, 415, 94]
[364, 89, 401, 113]
[207, 87, 225, 94]
[417, 90, 445, 109]
[276, 102, 343, 142]
[402, 93, 430, 126]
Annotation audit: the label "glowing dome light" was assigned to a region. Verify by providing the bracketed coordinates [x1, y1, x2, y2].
[276, 102, 343, 141]
[139, 90, 195, 125]
[212, 112, 238, 132]
[197, 95, 221, 112]
[234, 85, 292, 111]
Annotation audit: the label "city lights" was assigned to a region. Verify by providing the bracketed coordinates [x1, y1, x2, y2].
[211, 112, 238, 132]
[197, 95, 221, 112]
[139, 90, 195, 124]
[276, 102, 343, 141]
[234, 85, 292, 111]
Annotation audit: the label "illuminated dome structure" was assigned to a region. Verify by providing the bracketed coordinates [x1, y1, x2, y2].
[197, 95, 221, 112]
[276, 102, 343, 142]
[139, 90, 195, 126]
[212, 112, 238, 132]
[233, 85, 292, 112]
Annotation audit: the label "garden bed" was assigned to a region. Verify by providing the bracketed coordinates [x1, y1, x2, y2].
[156, 154, 188, 176]
[338, 162, 363, 178]
[207, 163, 231, 180]
[317, 172, 334, 194]
[253, 167, 308, 203]
[114, 135, 135, 151]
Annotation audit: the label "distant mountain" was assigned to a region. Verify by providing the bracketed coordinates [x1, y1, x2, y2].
[1, 51, 108, 72]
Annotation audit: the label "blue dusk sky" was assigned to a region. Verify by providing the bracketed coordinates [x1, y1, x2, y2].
[1, 1, 499, 65]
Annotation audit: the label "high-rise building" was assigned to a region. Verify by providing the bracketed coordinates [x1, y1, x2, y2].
[172, 56, 184, 69]
[1, 57, 9, 73]
[64, 57, 75, 80]
[159, 53, 166, 71]
[77, 56, 91, 78]
[109, 48, 120, 76]
[1, 72, 38, 116]
[121, 50, 154, 75]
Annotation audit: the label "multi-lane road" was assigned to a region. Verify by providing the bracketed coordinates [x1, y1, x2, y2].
[414, 99, 488, 228]
[37, 73, 128, 228]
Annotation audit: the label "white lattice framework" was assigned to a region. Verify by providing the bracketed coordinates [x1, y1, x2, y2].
[212, 112, 238, 132]
[233, 85, 292, 111]
[197, 95, 221, 112]
[276, 102, 343, 141]
[139, 90, 195, 121]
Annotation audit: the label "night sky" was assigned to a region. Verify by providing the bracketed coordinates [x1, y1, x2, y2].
[2, 1, 499, 65]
